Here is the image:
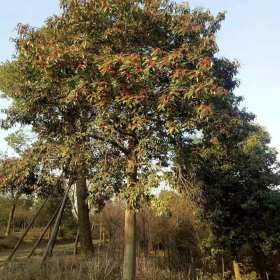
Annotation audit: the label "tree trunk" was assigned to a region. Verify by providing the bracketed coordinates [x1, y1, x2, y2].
[123, 138, 138, 280]
[233, 260, 242, 280]
[252, 247, 267, 280]
[222, 255, 225, 279]
[142, 213, 149, 257]
[5, 200, 17, 237]
[76, 171, 93, 256]
[123, 209, 136, 280]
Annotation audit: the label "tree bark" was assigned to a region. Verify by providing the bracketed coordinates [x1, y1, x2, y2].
[123, 209, 136, 280]
[123, 138, 138, 280]
[75, 170, 94, 256]
[252, 248, 267, 280]
[233, 260, 242, 280]
[5, 200, 17, 237]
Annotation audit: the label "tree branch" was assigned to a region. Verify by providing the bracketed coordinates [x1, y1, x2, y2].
[92, 134, 129, 156]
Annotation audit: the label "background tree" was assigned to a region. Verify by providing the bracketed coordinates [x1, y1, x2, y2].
[0, 21, 99, 255]
[0, 153, 38, 236]
[0, 129, 36, 236]
[173, 117, 280, 277]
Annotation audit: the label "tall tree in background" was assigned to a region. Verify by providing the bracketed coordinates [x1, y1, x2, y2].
[173, 107, 280, 275]
[201, 124, 280, 276]
[0, 130, 35, 236]
[0, 153, 38, 236]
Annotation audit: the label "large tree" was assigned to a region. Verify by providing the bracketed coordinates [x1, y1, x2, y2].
[0, 0, 253, 278]
[54, 2, 246, 279]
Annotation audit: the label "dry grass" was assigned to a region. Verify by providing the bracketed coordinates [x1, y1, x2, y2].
[0, 232, 259, 280]
[0, 254, 260, 280]
[0, 255, 221, 280]
[0, 256, 120, 280]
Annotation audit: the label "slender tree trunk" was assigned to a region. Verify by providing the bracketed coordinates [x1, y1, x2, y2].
[222, 254, 225, 279]
[142, 213, 149, 257]
[123, 209, 136, 280]
[76, 170, 93, 256]
[123, 138, 138, 280]
[5, 200, 17, 237]
[99, 223, 102, 242]
[233, 260, 242, 280]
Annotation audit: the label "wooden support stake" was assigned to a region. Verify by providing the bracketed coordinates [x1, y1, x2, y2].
[41, 181, 73, 263]
[7, 198, 48, 262]
[222, 254, 225, 279]
[73, 228, 79, 255]
[27, 203, 61, 258]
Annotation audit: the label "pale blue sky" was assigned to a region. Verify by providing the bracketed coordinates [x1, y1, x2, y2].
[0, 1, 279, 154]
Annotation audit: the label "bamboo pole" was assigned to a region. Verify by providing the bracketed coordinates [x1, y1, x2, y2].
[73, 228, 79, 255]
[27, 203, 61, 258]
[7, 198, 48, 262]
[41, 181, 73, 263]
[91, 221, 94, 233]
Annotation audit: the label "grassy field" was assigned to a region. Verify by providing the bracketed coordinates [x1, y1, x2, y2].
[0, 236, 223, 280]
